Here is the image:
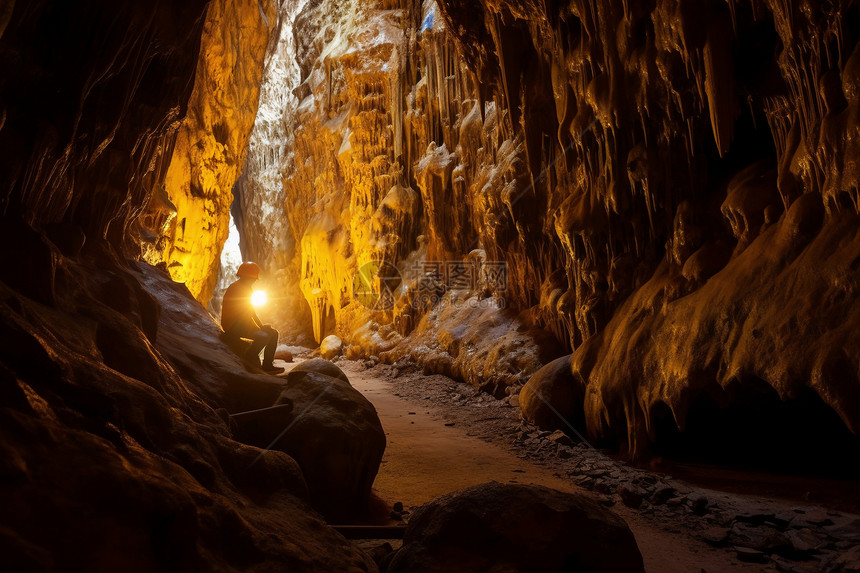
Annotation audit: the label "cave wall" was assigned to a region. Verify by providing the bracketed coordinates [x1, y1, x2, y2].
[0, 2, 377, 569]
[237, 0, 860, 453]
[140, 0, 278, 303]
[0, 0, 209, 248]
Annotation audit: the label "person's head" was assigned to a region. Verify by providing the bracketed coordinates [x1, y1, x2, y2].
[236, 261, 260, 282]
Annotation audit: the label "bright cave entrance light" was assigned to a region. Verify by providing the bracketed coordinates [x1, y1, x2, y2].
[251, 290, 267, 307]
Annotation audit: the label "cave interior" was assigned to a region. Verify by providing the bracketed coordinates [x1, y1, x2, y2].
[1, 0, 860, 570]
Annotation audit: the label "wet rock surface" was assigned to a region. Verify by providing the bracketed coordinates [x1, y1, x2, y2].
[386, 481, 645, 573]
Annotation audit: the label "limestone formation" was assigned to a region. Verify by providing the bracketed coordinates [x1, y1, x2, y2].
[140, 0, 278, 303]
[3, 0, 860, 568]
[229, 0, 860, 457]
[386, 481, 645, 573]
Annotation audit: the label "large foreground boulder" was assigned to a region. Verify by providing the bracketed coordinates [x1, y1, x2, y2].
[519, 354, 586, 432]
[234, 362, 386, 521]
[386, 482, 645, 573]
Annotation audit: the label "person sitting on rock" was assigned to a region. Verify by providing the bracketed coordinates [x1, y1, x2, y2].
[221, 261, 284, 374]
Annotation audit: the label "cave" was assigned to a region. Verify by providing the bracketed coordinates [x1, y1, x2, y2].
[2, 0, 860, 571]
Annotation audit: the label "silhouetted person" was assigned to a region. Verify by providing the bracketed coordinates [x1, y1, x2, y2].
[221, 262, 284, 374]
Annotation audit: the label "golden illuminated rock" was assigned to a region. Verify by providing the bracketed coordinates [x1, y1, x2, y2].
[225, 0, 860, 457]
[141, 0, 277, 303]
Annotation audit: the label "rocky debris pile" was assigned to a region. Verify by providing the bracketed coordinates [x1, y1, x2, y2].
[233, 358, 386, 522]
[385, 482, 645, 573]
[514, 425, 860, 572]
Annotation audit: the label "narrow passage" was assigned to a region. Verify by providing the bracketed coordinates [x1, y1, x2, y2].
[332, 360, 780, 573]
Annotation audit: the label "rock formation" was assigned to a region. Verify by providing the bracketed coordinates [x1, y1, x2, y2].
[2, 0, 860, 567]
[235, 365, 387, 522]
[0, 2, 378, 569]
[0, 244, 377, 571]
[386, 481, 645, 572]
[229, 0, 860, 457]
[140, 0, 277, 303]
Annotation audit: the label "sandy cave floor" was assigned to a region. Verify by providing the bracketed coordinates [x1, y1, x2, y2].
[277, 355, 860, 573]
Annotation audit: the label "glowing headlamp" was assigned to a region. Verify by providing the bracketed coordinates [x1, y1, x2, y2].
[251, 290, 267, 307]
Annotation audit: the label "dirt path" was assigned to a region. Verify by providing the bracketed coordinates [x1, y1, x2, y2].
[334, 360, 801, 573]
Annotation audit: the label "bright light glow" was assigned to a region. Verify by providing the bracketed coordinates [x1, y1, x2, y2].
[251, 290, 267, 307]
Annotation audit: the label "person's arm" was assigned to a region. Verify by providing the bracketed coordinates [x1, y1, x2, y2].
[251, 309, 264, 330]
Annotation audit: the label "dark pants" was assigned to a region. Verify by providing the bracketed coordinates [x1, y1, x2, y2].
[246, 325, 279, 366]
[224, 322, 279, 367]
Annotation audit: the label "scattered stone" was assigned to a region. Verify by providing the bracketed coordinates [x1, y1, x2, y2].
[790, 508, 833, 528]
[666, 496, 686, 506]
[320, 335, 343, 360]
[574, 477, 595, 490]
[617, 485, 645, 509]
[734, 546, 768, 563]
[773, 512, 797, 527]
[824, 518, 860, 540]
[802, 508, 833, 526]
[699, 527, 728, 546]
[686, 492, 709, 515]
[556, 445, 573, 459]
[546, 429, 575, 447]
[729, 523, 791, 554]
[393, 502, 404, 512]
[823, 545, 860, 573]
[597, 495, 617, 507]
[366, 542, 394, 567]
[771, 556, 820, 573]
[651, 485, 676, 505]
[274, 347, 293, 362]
[734, 511, 777, 526]
[785, 528, 821, 553]
[444, 422, 455, 427]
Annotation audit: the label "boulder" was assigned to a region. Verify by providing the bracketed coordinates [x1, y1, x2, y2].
[274, 346, 294, 362]
[320, 335, 344, 359]
[234, 369, 386, 521]
[290, 357, 350, 383]
[387, 482, 644, 573]
[519, 354, 586, 432]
